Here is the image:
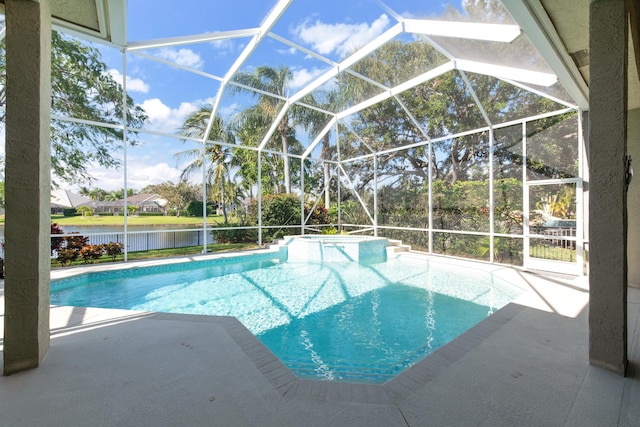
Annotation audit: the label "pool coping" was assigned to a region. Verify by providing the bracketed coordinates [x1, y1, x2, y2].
[145, 301, 524, 406]
[47, 247, 570, 405]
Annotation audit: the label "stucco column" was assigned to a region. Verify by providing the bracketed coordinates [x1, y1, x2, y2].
[3, 0, 52, 375]
[588, 0, 628, 375]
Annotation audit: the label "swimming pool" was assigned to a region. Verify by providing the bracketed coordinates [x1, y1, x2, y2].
[50, 249, 526, 383]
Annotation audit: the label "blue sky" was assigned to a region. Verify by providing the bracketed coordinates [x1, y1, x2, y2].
[78, 0, 469, 191]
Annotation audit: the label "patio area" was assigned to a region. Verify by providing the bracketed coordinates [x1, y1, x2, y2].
[2, 255, 640, 426]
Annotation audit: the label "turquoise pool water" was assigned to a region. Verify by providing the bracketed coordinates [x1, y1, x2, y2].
[51, 252, 525, 383]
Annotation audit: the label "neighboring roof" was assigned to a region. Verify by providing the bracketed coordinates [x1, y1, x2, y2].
[84, 193, 168, 208]
[51, 189, 92, 208]
[127, 193, 167, 205]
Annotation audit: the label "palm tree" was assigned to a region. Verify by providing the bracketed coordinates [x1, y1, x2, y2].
[78, 186, 91, 198]
[294, 91, 342, 208]
[231, 110, 283, 195]
[229, 65, 296, 194]
[88, 187, 107, 201]
[177, 105, 236, 223]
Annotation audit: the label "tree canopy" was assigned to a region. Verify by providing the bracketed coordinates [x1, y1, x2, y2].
[0, 31, 148, 186]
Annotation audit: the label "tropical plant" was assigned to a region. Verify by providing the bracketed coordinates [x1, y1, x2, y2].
[103, 241, 123, 261]
[51, 223, 65, 255]
[295, 90, 342, 207]
[79, 244, 105, 264]
[229, 65, 298, 194]
[177, 107, 235, 222]
[76, 205, 93, 217]
[126, 204, 139, 215]
[247, 194, 301, 242]
[88, 187, 108, 201]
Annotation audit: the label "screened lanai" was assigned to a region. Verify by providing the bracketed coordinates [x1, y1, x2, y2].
[3, 0, 640, 421]
[0, 0, 589, 277]
[16, 0, 586, 276]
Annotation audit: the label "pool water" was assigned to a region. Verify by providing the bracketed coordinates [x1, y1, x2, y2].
[51, 252, 525, 383]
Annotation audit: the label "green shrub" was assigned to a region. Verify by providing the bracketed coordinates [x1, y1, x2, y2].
[103, 242, 123, 261]
[185, 200, 214, 217]
[247, 194, 301, 242]
[79, 244, 105, 264]
[51, 223, 65, 254]
[138, 212, 164, 216]
[98, 212, 114, 216]
[167, 209, 177, 216]
[56, 249, 79, 266]
[63, 208, 78, 217]
[76, 206, 93, 216]
[213, 226, 256, 244]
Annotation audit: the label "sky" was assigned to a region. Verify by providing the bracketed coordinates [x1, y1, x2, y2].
[51, 0, 482, 191]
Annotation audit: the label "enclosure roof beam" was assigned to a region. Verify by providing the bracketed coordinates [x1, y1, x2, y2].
[458, 70, 493, 127]
[501, 0, 588, 109]
[126, 28, 260, 51]
[206, 0, 292, 153]
[222, 1, 292, 86]
[501, 78, 577, 108]
[336, 62, 454, 120]
[268, 33, 336, 67]
[257, 100, 291, 151]
[403, 19, 521, 43]
[455, 59, 557, 87]
[288, 23, 403, 105]
[130, 51, 223, 82]
[302, 117, 338, 159]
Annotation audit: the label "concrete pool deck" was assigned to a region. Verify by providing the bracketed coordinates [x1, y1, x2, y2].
[2, 252, 640, 426]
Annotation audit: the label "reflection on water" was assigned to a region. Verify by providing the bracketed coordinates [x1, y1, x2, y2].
[51, 254, 525, 383]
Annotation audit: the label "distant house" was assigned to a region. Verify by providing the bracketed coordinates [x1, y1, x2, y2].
[50, 189, 92, 214]
[127, 193, 168, 213]
[84, 193, 168, 215]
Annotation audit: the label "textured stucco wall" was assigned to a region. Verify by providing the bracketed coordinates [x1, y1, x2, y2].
[629, 108, 640, 287]
[3, 0, 52, 375]
[588, 0, 627, 375]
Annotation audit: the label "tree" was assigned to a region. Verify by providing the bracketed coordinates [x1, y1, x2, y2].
[103, 188, 137, 201]
[177, 106, 236, 221]
[336, 39, 566, 190]
[88, 187, 108, 201]
[76, 205, 93, 217]
[230, 66, 298, 193]
[141, 180, 200, 214]
[295, 91, 341, 208]
[78, 186, 91, 198]
[126, 204, 139, 215]
[0, 31, 148, 186]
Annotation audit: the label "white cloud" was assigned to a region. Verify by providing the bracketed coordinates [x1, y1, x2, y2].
[290, 67, 327, 90]
[156, 48, 204, 69]
[293, 14, 390, 58]
[140, 98, 200, 134]
[217, 102, 242, 120]
[108, 69, 150, 93]
[75, 161, 183, 191]
[128, 162, 183, 189]
[276, 47, 298, 56]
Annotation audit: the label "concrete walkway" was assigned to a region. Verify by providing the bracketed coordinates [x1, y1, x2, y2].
[1, 257, 640, 426]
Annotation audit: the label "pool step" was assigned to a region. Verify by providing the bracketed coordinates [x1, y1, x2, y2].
[387, 239, 411, 253]
[268, 236, 412, 257]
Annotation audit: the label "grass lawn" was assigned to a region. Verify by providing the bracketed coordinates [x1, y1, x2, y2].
[49, 214, 231, 227]
[51, 242, 259, 268]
